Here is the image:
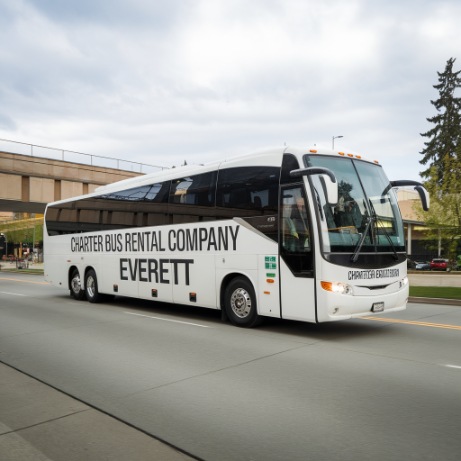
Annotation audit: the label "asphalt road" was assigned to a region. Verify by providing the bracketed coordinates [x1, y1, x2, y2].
[1, 272, 461, 461]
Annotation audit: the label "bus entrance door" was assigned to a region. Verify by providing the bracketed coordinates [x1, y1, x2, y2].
[279, 185, 316, 322]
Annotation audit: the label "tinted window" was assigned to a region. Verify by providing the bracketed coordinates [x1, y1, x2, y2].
[46, 166, 282, 235]
[101, 182, 169, 203]
[169, 172, 217, 207]
[46, 181, 171, 235]
[280, 154, 300, 184]
[216, 166, 280, 214]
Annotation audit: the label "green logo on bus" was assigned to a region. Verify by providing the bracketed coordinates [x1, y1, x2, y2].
[265, 256, 277, 270]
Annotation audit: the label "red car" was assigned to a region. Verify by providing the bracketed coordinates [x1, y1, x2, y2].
[430, 258, 450, 271]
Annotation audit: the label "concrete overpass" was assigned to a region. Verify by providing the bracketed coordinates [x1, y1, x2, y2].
[0, 150, 154, 214]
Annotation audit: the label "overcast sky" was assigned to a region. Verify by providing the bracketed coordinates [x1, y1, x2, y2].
[1, 0, 460, 180]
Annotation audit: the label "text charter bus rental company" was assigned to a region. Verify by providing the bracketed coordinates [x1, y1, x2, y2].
[44, 146, 429, 327]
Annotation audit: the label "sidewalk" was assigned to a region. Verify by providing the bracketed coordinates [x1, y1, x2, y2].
[0, 261, 44, 273]
[0, 363, 195, 461]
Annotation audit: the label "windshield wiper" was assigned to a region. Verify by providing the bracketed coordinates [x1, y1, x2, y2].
[351, 198, 399, 263]
[350, 214, 375, 263]
[368, 199, 399, 260]
[352, 199, 398, 263]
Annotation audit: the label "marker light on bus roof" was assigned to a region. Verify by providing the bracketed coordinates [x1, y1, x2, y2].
[309, 148, 369, 162]
[336, 152, 364, 160]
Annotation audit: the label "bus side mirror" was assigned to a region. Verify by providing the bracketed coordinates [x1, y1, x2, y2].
[390, 180, 430, 211]
[290, 167, 338, 206]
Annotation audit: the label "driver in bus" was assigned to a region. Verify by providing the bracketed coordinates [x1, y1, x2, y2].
[283, 194, 310, 252]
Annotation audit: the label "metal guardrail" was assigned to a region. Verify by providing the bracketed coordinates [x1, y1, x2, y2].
[0, 138, 167, 174]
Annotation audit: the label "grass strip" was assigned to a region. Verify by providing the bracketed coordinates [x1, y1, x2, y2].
[410, 286, 461, 300]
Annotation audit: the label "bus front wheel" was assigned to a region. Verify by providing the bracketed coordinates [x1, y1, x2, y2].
[85, 269, 103, 303]
[70, 269, 85, 300]
[224, 277, 261, 328]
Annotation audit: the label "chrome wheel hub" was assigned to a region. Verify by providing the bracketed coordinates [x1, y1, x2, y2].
[71, 275, 81, 293]
[230, 288, 252, 318]
[86, 275, 95, 298]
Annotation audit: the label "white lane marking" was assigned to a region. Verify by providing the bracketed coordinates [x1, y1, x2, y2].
[124, 311, 211, 328]
[0, 276, 49, 285]
[0, 291, 27, 297]
[445, 364, 461, 370]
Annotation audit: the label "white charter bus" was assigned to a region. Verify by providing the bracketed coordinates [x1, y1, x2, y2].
[44, 146, 429, 327]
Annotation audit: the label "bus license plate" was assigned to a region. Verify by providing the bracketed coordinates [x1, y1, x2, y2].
[372, 302, 385, 312]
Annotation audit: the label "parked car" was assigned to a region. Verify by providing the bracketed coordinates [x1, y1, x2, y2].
[415, 261, 430, 271]
[430, 258, 450, 271]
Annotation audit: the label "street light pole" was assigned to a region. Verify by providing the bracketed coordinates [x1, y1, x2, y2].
[332, 135, 344, 149]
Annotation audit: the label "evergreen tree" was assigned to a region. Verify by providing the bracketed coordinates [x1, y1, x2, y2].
[420, 57, 461, 183]
[416, 58, 461, 261]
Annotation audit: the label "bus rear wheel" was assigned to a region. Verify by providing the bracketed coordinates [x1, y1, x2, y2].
[224, 277, 261, 328]
[70, 269, 85, 300]
[85, 269, 104, 303]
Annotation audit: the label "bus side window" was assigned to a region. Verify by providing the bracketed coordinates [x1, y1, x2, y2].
[168, 172, 218, 224]
[216, 166, 280, 214]
[169, 172, 217, 207]
[281, 153, 300, 185]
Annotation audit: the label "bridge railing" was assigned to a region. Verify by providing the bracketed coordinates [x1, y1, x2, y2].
[0, 138, 166, 174]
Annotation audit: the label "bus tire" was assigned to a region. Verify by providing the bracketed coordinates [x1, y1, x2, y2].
[85, 269, 104, 303]
[70, 268, 85, 300]
[224, 277, 262, 328]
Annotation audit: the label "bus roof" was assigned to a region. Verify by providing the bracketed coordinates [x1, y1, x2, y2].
[48, 145, 378, 206]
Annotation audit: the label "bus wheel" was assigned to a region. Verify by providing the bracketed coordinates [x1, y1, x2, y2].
[85, 269, 103, 303]
[224, 277, 261, 328]
[70, 269, 85, 300]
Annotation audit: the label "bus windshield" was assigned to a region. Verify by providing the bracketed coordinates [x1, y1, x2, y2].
[304, 155, 405, 255]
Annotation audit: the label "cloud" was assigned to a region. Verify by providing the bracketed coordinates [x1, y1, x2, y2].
[0, 0, 460, 180]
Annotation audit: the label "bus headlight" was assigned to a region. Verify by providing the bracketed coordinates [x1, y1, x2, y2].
[399, 276, 409, 289]
[321, 281, 353, 295]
